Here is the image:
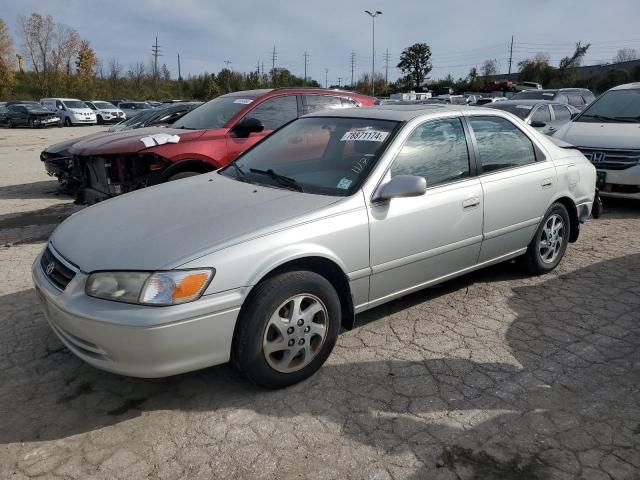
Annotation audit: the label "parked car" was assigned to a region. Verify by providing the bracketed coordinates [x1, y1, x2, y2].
[484, 100, 579, 135]
[42, 88, 375, 203]
[474, 97, 509, 106]
[117, 101, 154, 119]
[0, 104, 8, 125]
[511, 88, 596, 111]
[2, 103, 61, 128]
[84, 101, 126, 124]
[5, 100, 41, 107]
[554, 82, 640, 199]
[33, 104, 596, 388]
[108, 102, 203, 132]
[513, 81, 543, 91]
[40, 98, 97, 126]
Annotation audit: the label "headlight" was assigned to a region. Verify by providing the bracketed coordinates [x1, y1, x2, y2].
[86, 269, 214, 305]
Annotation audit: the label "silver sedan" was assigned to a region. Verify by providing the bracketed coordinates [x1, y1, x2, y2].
[33, 105, 597, 388]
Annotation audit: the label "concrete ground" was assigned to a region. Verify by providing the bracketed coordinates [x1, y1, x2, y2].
[0, 126, 639, 480]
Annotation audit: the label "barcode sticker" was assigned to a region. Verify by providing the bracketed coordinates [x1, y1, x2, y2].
[340, 130, 389, 142]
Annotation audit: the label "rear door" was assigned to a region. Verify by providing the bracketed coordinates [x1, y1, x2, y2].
[550, 104, 573, 132]
[225, 95, 300, 163]
[466, 115, 556, 263]
[529, 104, 553, 135]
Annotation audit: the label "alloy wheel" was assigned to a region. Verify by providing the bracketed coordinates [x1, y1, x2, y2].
[539, 214, 565, 264]
[262, 293, 328, 373]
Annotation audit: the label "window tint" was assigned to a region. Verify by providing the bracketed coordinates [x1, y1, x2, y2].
[566, 94, 585, 107]
[469, 116, 537, 173]
[246, 95, 298, 130]
[303, 95, 344, 114]
[531, 105, 551, 123]
[552, 104, 571, 121]
[390, 118, 470, 186]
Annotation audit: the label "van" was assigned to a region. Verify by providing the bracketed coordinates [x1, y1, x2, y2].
[40, 98, 97, 126]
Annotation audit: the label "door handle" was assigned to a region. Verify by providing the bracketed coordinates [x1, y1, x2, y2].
[462, 197, 480, 209]
[541, 178, 553, 188]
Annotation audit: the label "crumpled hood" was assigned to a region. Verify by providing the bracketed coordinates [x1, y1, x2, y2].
[68, 127, 206, 155]
[50, 173, 340, 272]
[557, 122, 640, 149]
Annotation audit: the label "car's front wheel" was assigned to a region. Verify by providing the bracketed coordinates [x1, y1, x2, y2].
[7, 119, 13, 128]
[233, 270, 341, 389]
[524, 203, 570, 274]
[64, 117, 72, 127]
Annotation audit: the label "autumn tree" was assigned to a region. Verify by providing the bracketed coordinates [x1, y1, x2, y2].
[52, 24, 80, 90]
[74, 40, 96, 97]
[480, 59, 499, 78]
[0, 18, 15, 96]
[613, 48, 638, 63]
[19, 13, 56, 94]
[518, 53, 555, 85]
[397, 43, 432, 89]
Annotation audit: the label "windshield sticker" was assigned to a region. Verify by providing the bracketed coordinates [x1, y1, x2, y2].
[140, 133, 181, 148]
[341, 129, 389, 142]
[233, 98, 253, 104]
[337, 178, 352, 189]
[516, 105, 533, 110]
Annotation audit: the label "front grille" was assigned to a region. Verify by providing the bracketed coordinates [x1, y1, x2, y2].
[578, 147, 640, 170]
[40, 246, 77, 291]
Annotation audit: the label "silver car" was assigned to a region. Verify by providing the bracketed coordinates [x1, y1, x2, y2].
[484, 100, 579, 136]
[33, 105, 596, 388]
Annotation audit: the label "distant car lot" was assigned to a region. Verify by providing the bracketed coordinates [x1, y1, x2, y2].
[1, 120, 639, 479]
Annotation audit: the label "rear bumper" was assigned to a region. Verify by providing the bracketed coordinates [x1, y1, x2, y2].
[32, 251, 242, 378]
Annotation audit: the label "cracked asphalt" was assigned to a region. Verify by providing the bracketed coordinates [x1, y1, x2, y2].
[1, 127, 639, 479]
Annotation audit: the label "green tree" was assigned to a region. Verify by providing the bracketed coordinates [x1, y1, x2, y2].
[0, 18, 15, 97]
[397, 43, 432, 89]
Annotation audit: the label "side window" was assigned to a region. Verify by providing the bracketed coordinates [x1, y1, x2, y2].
[247, 95, 298, 130]
[56, 101, 64, 109]
[552, 104, 571, 121]
[555, 94, 569, 105]
[341, 98, 359, 108]
[567, 94, 585, 108]
[303, 95, 344, 114]
[531, 105, 551, 123]
[390, 117, 470, 187]
[468, 116, 537, 173]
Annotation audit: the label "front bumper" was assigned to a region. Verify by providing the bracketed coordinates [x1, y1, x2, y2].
[596, 164, 640, 199]
[71, 116, 97, 124]
[32, 249, 242, 378]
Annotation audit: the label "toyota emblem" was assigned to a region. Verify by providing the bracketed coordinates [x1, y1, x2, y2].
[45, 262, 56, 275]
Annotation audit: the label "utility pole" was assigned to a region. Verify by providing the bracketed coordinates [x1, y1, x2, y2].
[177, 53, 182, 81]
[350, 51, 356, 87]
[151, 36, 163, 90]
[223, 60, 232, 92]
[303, 51, 310, 84]
[337, 76, 342, 87]
[224, 60, 232, 69]
[271, 45, 278, 86]
[508, 35, 514, 75]
[325, 68, 328, 88]
[364, 10, 382, 96]
[383, 48, 390, 94]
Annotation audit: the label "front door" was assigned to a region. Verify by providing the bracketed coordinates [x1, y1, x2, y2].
[368, 117, 484, 306]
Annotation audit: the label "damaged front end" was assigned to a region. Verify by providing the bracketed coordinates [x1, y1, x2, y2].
[40, 150, 80, 193]
[75, 153, 170, 204]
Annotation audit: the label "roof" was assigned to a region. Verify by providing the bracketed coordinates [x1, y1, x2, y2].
[611, 82, 640, 91]
[220, 87, 373, 99]
[484, 99, 560, 106]
[304, 104, 472, 122]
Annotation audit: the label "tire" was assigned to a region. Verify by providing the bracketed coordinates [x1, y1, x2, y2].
[523, 203, 570, 275]
[7, 119, 13, 129]
[168, 171, 200, 181]
[64, 117, 72, 127]
[28, 118, 35, 129]
[233, 270, 342, 389]
[96, 115, 104, 125]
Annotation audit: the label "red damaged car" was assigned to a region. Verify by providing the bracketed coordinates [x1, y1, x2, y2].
[41, 88, 375, 203]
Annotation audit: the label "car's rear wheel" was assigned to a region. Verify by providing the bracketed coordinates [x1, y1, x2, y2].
[96, 115, 103, 125]
[7, 119, 13, 129]
[523, 203, 570, 275]
[64, 117, 72, 127]
[28, 118, 35, 128]
[168, 171, 200, 181]
[233, 270, 341, 389]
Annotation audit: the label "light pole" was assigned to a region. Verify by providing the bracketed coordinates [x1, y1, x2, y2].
[364, 9, 382, 96]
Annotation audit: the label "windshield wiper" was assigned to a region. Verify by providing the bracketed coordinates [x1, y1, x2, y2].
[249, 168, 304, 192]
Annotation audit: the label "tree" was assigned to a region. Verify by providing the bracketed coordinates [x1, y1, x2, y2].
[397, 43, 432, 89]
[613, 48, 638, 63]
[108, 57, 122, 94]
[52, 24, 80, 90]
[19, 13, 56, 94]
[0, 18, 15, 97]
[559, 42, 590, 70]
[518, 53, 555, 85]
[75, 40, 96, 96]
[480, 59, 498, 78]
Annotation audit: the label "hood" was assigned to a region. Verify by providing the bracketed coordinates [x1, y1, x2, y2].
[556, 121, 640, 149]
[50, 173, 341, 272]
[44, 132, 108, 155]
[68, 127, 205, 155]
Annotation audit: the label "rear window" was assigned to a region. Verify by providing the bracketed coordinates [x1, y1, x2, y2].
[485, 103, 533, 120]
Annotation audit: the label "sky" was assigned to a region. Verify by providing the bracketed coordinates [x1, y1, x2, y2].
[3, 0, 640, 86]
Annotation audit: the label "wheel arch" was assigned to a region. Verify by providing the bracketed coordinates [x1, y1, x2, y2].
[160, 158, 217, 181]
[550, 195, 579, 243]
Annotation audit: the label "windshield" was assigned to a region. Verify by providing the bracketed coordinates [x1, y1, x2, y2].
[94, 101, 116, 109]
[109, 109, 158, 131]
[485, 103, 533, 120]
[25, 105, 50, 113]
[173, 95, 255, 130]
[64, 100, 88, 109]
[512, 91, 555, 100]
[220, 117, 399, 196]
[576, 89, 640, 123]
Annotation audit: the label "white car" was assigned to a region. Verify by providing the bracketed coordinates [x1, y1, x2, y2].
[40, 98, 97, 126]
[84, 101, 126, 124]
[554, 82, 640, 200]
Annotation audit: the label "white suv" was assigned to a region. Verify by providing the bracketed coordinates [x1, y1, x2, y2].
[85, 101, 126, 124]
[40, 98, 97, 126]
[554, 82, 640, 200]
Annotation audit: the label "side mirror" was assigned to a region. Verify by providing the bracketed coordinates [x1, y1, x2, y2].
[374, 175, 427, 202]
[570, 112, 579, 120]
[530, 120, 546, 128]
[232, 117, 264, 138]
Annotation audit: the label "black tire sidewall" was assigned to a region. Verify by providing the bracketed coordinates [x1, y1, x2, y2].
[528, 203, 570, 273]
[235, 271, 341, 389]
[64, 117, 72, 127]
